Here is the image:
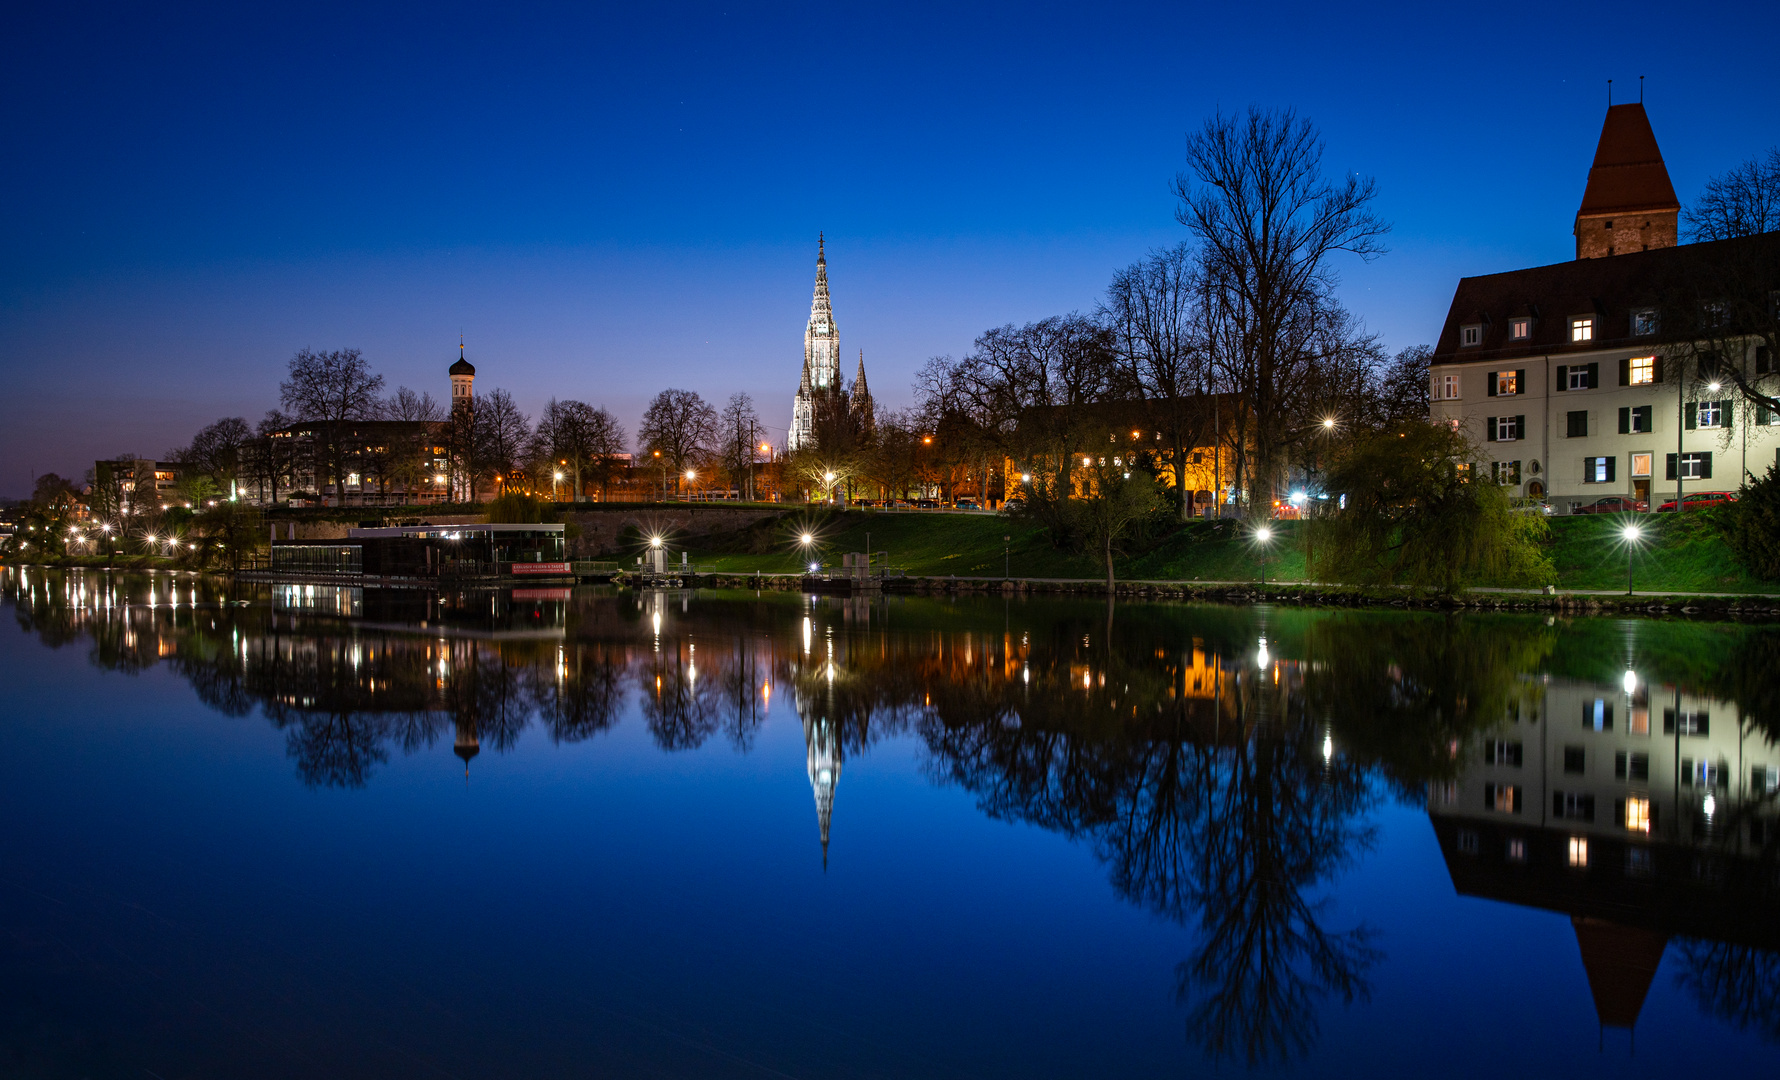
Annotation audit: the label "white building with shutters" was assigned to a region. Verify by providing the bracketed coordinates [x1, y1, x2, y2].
[1428, 104, 1780, 512]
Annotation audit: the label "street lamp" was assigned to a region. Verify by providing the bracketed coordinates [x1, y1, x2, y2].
[1254, 525, 1274, 587]
[1621, 523, 1643, 595]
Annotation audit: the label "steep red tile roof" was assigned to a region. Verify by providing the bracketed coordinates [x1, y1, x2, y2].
[1577, 104, 1680, 218]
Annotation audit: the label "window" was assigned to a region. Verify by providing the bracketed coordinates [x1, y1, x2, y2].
[1585, 700, 1613, 731]
[1554, 791, 1597, 821]
[1460, 324, 1483, 347]
[1486, 740, 1523, 766]
[1457, 829, 1479, 854]
[1492, 460, 1521, 485]
[1754, 765, 1779, 795]
[1664, 708, 1710, 736]
[1681, 758, 1721, 788]
[1618, 405, 1653, 434]
[1630, 452, 1653, 478]
[1631, 309, 1658, 336]
[1697, 400, 1724, 428]
[1571, 317, 1595, 342]
[1758, 345, 1773, 375]
[1509, 317, 1532, 340]
[1494, 370, 1520, 396]
[1704, 301, 1729, 327]
[1557, 361, 1599, 391]
[1568, 367, 1590, 390]
[1628, 356, 1655, 385]
[1485, 782, 1522, 814]
[1582, 456, 1616, 483]
[1626, 846, 1653, 875]
[1506, 838, 1527, 863]
[1567, 411, 1588, 437]
[1563, 746, 1586, 774]
[1568, 836, 1589, 868]
[1488, 416, 1521, 442]
[1624, 797, 1652, 834]
[1665, 452, 1713, 481]
[1757, 405, 1780, 426]
[1441, 374, 1459, 400]
[1614, 750, 1650, 781]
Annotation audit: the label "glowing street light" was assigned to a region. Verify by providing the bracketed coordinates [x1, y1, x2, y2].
[1254, 525, 1274, 587]
[1323, 417, 1337, 430]
[1621, 523, 1644, 595]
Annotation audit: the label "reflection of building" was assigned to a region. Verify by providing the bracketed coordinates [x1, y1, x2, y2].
[1430, 674, 1780, 1033]
[803, 713, 842, 868]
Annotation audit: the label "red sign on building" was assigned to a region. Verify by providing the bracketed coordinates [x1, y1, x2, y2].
[511, 562, 572, 575]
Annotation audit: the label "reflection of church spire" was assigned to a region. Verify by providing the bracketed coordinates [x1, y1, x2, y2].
[802, 713, 841, 869]
[454, 717, 481, 781]
[1572, 917, 1667, 1041]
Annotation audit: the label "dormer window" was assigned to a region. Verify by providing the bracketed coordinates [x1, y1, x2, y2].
[1509, 318, 1531, 340]
[1460, 324, 1483, 347]
[1631, 309, 1658, 336]
[1570, 317, 1594, 343]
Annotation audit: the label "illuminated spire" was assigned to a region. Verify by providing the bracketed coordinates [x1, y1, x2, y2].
[802, 713, 841, 870]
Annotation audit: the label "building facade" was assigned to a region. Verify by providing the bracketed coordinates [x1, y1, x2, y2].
[1429, 105, 1780, 512]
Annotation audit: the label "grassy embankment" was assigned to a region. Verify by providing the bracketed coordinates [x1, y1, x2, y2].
[682, 508, 1774, 593]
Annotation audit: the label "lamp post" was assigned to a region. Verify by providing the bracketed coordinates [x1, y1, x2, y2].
[1004, 534, 1011, 580]
[552, 470, 564, 502]
[1622, 523, 1643, 596]
[1255, 525, 1274, 587]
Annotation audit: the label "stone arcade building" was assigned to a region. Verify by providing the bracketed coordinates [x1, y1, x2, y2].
[1429, 104, 1780, 512]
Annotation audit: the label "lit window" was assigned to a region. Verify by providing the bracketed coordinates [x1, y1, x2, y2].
[1442, 374, 1460, 400]
[1628, 356, 1655, 384]
[1506, 838, 1526, 863]
[1585, 699, 1612, 731]
[1631, 309, 1658, 336]
[1461, 324, 1483, 347]
[1485, 782, 1521, 813]
[1625, 796, 1652, 833]
[1495, 371, 1519, 396]
[1509, 318, 1531, 340]
[1697, 400, 1723, 428]
[1568, 836, 1589, 867]
[1571, 317, 1595, 342]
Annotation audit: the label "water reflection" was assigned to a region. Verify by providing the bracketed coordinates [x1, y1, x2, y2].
[6, 564, 1780, 1064]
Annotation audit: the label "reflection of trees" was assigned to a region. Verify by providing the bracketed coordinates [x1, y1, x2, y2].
[1676, 940, 1780, 1043]
[640, 647, 721, 751]
[534, 644, 628, 744]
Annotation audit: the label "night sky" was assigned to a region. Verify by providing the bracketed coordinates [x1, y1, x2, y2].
[4, 1, 1776, 497]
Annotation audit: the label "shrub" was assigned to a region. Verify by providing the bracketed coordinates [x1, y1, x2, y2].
[1722, 466, 1780, 579]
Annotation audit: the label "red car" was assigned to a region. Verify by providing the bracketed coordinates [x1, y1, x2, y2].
[1574, 496, 1649, 514]
[1656, 491, 1738, 512]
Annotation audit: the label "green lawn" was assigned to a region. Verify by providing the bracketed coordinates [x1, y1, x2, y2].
[681, 507, 1773, 593]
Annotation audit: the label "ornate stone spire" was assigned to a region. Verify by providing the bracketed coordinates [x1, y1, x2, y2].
[802, 712, 841, 869]
[789, 235, 840, 451]
[851, 349, 874, 435]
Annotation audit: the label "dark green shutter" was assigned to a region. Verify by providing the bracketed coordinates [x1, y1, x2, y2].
[1619, 358, 1631, 385]
[1516, 415, 1525, 440]
[1487, 374, 1497, 398]
[1618, 407, 1630, 434]
[1516, 369, 1526, 393]
[1665, 454, 1677, 480]
[1486, 417, 1497, 442]
[1685, 403, 1697, 429]
[1723, 401, 1733, 432]
[1556, 365, 1568, 390]
[1654, 356, 1664, 382]
[1606, 456, 1616, 482]
[1702, 452, 1713, 479]
[1587, 362, 1599, 388]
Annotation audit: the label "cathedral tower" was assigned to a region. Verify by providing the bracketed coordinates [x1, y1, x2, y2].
[1574, 104, 1680, 259]
[449, 342, 476, 416]
[789, 236, 841, 451]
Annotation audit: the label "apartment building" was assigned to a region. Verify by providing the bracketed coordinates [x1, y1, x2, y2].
[1429, 104, 1780, 511]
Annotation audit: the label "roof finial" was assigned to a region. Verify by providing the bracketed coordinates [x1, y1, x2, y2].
[1639, 75, 1644, 103]
[1607, 78, 1612, 107]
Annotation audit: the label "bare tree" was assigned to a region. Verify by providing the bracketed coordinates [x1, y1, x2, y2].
[181, 417, 253, 498]
[1103, 243, 1213, 520]
[1685, 148, 1780, 242]
[638, 389, 717, 497]
[1373, 344, 1432, 427]
[584, 407, 628, 500]
[475, 389, 531, 494]
[278, 348, 385, 501]
[379, 387, 444, 501]
[1175, 108, 1389, 509]
[718, 393, 763, 500]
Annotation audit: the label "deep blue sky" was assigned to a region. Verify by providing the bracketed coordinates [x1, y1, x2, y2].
[4, 1, 1776, 496]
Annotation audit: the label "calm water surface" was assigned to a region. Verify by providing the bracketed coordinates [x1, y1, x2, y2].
[3, 566, 1779, 1077]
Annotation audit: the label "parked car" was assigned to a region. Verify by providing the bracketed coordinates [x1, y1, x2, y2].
[914, 498, 939, 509]
[1656, 491, 1738, 512]
[1574, 496, 1649, 515]
[886, 499, 914, 509]
[953, 498, 981, 510]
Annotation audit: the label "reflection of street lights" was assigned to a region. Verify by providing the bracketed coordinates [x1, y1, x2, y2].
[1255, 525, 1274, 587]
[1004, 534, 1011, 580]
[1621, 523, 1643, 595]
